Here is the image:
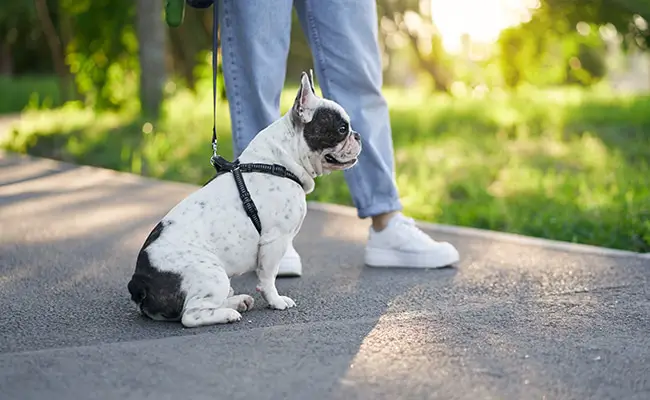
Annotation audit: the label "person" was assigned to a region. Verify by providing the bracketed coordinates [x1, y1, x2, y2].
[217, 0, 460, 277]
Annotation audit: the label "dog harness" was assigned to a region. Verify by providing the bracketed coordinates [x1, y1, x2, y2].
[173, 0, 304, 235]
[210, 157, 303, 235]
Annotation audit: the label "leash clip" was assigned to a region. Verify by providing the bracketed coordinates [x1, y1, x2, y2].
[210, 141, 218, 166]
[211, 153, 239, 173]
[211, 141, 218, 158]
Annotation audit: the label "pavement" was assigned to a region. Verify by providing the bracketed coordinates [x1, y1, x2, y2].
[1, 151, 649, 400]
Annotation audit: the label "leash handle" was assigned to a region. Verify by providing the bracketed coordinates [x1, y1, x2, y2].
[165, 0, 186, 27]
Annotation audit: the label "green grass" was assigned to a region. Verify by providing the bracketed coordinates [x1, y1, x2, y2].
[0, 75, 63, 113]
[2, 85, 649, 252]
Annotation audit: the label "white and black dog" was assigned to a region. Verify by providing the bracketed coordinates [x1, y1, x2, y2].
[127, 71, 362, 328]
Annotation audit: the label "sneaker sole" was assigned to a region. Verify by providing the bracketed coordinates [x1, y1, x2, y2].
[364, 247, 459, 269]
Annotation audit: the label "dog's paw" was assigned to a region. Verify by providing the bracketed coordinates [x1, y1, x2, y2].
[268, 295, 296, 310]
[223, 308, 243, 323]
[223, 294, 254, 313]
[236, 295, 254, 312]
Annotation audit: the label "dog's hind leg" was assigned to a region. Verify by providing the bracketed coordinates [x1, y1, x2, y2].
[182, 306, 241, 328]
[180, 265, 242, 328]
[221, 285, 255, 313]
[221, 294, 254, 313]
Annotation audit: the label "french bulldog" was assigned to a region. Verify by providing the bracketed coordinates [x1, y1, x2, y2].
[127, 71, 362, 328]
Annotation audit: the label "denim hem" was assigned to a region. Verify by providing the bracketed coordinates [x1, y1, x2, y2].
[355, 198, 403, 219]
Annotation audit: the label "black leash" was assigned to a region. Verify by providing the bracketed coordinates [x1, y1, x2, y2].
[209, 0, 220, 165]
[184, 0, 303, 235]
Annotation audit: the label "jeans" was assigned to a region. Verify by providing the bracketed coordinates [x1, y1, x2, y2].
[218, 0, 402, 219]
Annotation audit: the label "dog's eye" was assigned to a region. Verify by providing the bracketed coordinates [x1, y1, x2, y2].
[338, 125, 347, 134]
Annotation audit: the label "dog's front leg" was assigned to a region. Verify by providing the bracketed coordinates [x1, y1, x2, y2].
[256, 237, 296, 310]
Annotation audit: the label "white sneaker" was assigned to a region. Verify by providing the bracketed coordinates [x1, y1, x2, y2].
[277, 242, 303, 277]
[365, 213, 460, 268]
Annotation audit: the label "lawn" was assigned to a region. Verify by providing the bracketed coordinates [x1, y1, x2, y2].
[2, 84, 649, 252]
[0, 75, 63, 114]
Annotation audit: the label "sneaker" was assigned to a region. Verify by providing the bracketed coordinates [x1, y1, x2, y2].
[364, 213, 460, 268]
[277, 242, 303, 277]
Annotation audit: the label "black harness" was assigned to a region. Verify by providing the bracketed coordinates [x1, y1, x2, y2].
[209, 157, 302, 235]
[198, 0, 303, 235]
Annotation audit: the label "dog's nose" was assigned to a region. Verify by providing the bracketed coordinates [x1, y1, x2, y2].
[352, 131, 361, 142]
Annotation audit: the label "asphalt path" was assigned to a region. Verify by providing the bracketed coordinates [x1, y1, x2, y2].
[1, 152, 649, 400]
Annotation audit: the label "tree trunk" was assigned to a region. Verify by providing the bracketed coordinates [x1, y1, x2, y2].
[136, 0, 167, 119]
[34, 0, 71, 101]
[0, 42, 12, 76]
[378, 0, 452, 93]
[57, 3, 78, 100]
[406, 34, 452, 93]
[167, 7, 210, 91]
[168, 29, 195, 89]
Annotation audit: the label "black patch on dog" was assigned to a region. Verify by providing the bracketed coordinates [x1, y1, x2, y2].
[127, 221, 185, 321]
[302, 108, 349, 152]
[141, 221, 165, 249]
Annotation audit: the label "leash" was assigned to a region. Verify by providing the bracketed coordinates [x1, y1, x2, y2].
[209, 1, 221, 168]
[166, 0, 303, 235]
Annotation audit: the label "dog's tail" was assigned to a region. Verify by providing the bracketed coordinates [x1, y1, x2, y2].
[127, 274, 149, 310]
[127, 272, 184, 322]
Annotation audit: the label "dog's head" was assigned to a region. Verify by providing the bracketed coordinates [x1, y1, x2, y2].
[290, 70, 362, 174]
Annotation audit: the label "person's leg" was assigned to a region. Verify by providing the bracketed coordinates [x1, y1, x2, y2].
[219, 0, 303, 277]
[293, 0, 460, 268]
[294, 0, 402, 222]
[218, 0, 293, 157]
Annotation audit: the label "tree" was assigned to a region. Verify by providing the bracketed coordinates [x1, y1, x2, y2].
[377, 0, 453, 93]
[0, 2, 42, 76]
[34, 0, 73, 100]
[543, 0, 650, 49]
[496, 0, 639, 89]
[136, 0, 166, 119]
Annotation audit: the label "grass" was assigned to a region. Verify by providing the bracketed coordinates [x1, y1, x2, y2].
[2, 84, 649, 252]
[0, 75, 63, 113]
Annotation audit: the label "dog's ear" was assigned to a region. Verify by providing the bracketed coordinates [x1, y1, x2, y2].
[292, 71, 319, 124]
[308, 69, 316, 94]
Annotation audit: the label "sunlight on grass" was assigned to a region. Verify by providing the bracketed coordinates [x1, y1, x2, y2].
[2, 86, 649, 252]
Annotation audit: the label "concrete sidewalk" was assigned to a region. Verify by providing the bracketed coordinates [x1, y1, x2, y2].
[1, 151, 649, 400]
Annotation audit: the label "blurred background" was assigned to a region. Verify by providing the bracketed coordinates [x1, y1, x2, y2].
[0, 0, 648, 252]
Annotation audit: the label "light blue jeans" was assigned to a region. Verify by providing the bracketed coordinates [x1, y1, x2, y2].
[218, 0, 402, 219]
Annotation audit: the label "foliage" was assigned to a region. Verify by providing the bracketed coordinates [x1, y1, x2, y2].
[496, 0, 650, 89]
[3, 85, 649, 252]
[497, 10, 608, 88]
[2, 0, 650, 106]
[543, 0, 650, 50]
[59, 0, 138, 110]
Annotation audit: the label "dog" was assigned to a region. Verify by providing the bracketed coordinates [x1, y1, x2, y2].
[127, 71, 362, 328]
